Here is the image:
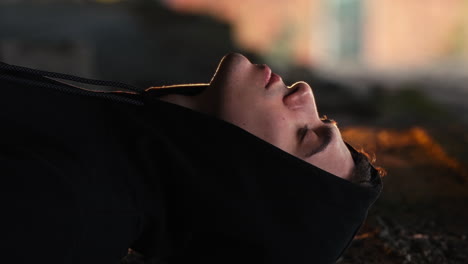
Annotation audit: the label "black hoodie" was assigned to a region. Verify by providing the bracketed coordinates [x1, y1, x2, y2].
[0, 62, 382, 264]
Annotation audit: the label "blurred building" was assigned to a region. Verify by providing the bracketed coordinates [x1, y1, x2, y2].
[1, 0, 467, 85]
[165, 0, 468, 74]
[363, 0, 468, 72]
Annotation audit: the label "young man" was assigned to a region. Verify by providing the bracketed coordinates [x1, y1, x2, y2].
[0, 53, 382, 264]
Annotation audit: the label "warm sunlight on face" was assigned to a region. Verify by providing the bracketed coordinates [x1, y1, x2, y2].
[159, 53, 355, 180]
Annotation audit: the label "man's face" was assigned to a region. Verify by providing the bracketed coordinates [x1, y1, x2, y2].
[160, 53, 354, 180]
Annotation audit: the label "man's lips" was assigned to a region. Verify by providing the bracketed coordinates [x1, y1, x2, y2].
[263, 65, 282, 88]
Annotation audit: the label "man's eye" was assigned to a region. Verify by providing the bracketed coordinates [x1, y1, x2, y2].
[298, 125, 309, 143]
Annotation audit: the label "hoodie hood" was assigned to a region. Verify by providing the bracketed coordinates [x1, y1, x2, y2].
[132, 95, 382, 263]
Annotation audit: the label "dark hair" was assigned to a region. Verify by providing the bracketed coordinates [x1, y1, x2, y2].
[348, 148, 386, 187]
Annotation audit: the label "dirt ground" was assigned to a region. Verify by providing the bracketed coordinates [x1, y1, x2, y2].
[338, 124, 468, 264]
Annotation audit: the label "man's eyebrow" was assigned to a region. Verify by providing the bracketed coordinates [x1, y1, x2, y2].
[305, 126, 333, 157]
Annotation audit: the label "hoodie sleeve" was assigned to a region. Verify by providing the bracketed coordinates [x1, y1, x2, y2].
[0, 74, 144, 264]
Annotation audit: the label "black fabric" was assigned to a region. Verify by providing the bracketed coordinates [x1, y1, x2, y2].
[0, 64, 382, 264]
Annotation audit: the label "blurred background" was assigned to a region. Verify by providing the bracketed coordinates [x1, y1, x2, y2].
[1, 0, 467, 263]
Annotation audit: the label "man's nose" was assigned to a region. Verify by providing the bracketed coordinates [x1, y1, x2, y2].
[283, 81, 318, 112]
